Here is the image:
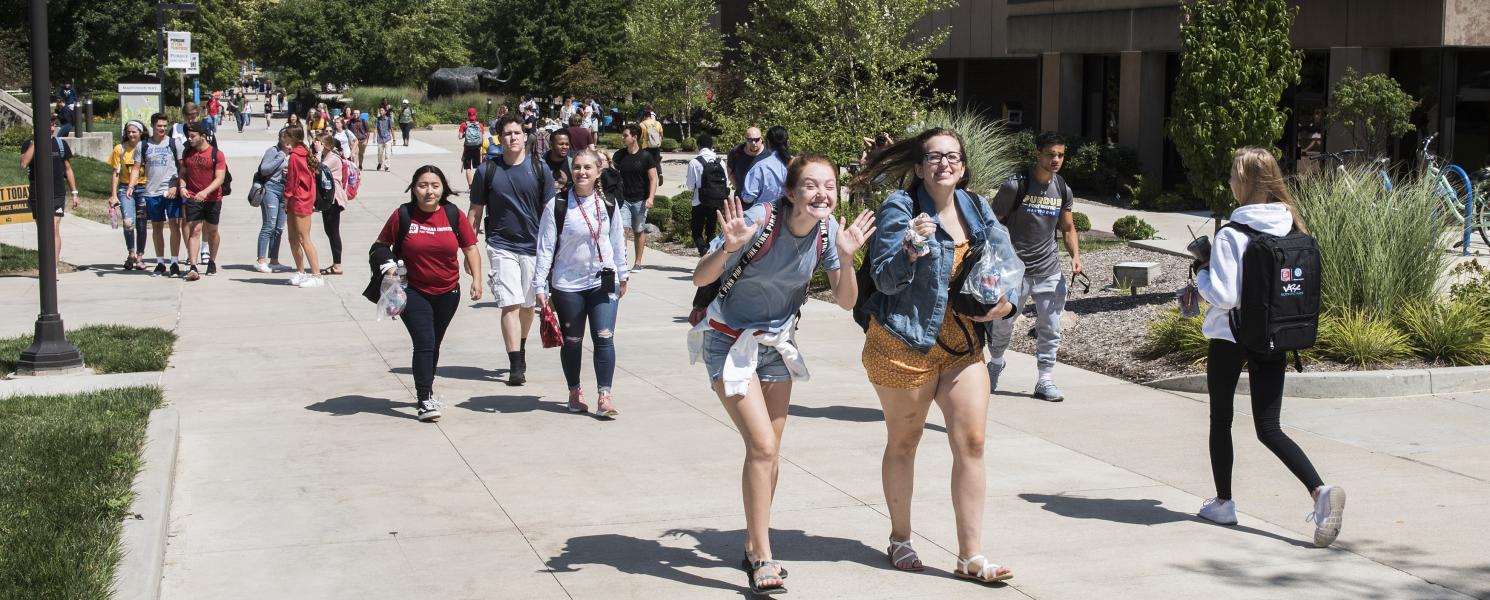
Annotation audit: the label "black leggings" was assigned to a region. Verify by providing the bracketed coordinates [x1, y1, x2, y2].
[321, 204, 343, 264]
[400, 123, 412, 145]
[400, 287, 460, 401]
[690, 204, 717, 256]
[1207, 338, 1324, 500]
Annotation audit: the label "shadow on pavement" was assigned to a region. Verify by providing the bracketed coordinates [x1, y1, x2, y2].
[1018, 493, 1311, 548]
[234, 277, 294, 286]
[546, 527, 893, 594]
[305, 395, 418, 420]
[789, 404, 947, 433]
[457, 395, 566, 414]
[637, 264, 693, 275]
[1063, 290, 1173, 315]
[389, 365, 504, 382]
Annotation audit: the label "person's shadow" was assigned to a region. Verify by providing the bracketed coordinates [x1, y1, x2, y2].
[305, 395, 418, 421]
[456, 395, 567, 415]
[1018, 493, 1311, 548]
[788, 405, 947, 433]
[389, 365, 504, 382]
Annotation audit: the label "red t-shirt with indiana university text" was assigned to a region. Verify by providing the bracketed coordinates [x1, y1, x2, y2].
[377, 204, 477, 295]
[180, 146, 228, 202]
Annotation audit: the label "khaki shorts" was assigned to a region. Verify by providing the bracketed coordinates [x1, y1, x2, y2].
[486, 245, 536, 308]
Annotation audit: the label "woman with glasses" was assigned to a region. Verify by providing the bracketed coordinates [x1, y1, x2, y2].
[850, 128, 1018, 585]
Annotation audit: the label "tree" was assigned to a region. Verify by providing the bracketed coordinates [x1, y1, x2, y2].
[1329, 68, 1417, 156]
[1167, 0, 1302, 219]
[719, 0, 953, 165]
[376, 0, 474, 87]
[622, 0, 723, 138]
[251, 0, 363, 94]
[482, 0, 628, 96]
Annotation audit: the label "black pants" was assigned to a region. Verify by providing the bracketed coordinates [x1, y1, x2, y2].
[400, 123, 412, 145]
[646, 147, 662, 184]
[690, 204, 717, 255]
[401, 287, 460, 401]
[321, 204, 343, 264]
[1207, 338, 1324, 500]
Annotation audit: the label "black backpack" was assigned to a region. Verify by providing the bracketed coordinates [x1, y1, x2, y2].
[694, 155, 729, 208]
[314, 163, 336, 212]
[1224, 221, 1321, 371]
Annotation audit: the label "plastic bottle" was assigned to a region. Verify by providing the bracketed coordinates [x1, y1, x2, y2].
[395, 260, 407, 287]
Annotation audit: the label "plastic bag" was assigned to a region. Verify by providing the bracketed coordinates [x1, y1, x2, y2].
[1177, 283, 1202, 318]
[961, 226, 1025, 305]
[376, 275, 407, 320]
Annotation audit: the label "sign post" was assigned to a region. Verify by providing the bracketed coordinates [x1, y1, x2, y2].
[154, 4, 197, 112]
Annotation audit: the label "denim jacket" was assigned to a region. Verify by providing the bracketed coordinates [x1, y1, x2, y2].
[863, 185, 1012, 353]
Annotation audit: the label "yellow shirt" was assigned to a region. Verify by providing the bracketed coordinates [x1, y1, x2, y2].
[109, 142, 148, 186]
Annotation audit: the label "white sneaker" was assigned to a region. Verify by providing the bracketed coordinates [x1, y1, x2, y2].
[1307, 485, 1346, 547]
[253, 262, 272, 273]
[299, 276, 325, 288]
[1198, 497, 1238, 525]
[289, 271, 307, 286]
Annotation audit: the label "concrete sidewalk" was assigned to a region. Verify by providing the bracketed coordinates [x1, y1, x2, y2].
[1, 125, 1485, 599]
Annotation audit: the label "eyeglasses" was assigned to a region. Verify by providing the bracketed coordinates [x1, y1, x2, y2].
[923, 152, 965, 165]
[746, 137, 762, 143]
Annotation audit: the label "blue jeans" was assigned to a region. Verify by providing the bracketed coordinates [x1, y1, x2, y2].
[551, 286, 618, 392]
[117, 185, 147, 255]
[620, 199, 648, 232]
[257, 179, 287, 260]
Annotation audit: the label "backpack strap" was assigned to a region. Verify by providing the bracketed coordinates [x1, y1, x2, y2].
[1222, 221, 1262, 237]
[443, 203, 467, 247]
[814, 218, 830, 268]
[717, 203, 779, 299]
[998, 170, 1029, 224]
[393, 203, 412, 258]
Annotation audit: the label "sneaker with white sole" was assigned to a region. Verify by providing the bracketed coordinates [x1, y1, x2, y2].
[253, 262, 272, 273]
[298, 276, 325, 288]
[1198, 497, 1238, 525]
[417, 397, 442, 422]
[1033, 379, 1065, 402]
[595, 393, 618, 418]
[289, 271, 308, 286]
[152, 263, 166, 277]
[567, 388, 588, 413]
[988, 360, 1005, 393]
[1307, 485, 1346, 547]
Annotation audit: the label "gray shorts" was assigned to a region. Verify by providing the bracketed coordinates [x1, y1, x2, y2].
[700, 328, 791, 384]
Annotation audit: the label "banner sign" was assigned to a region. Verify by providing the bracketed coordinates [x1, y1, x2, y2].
[186, 53, 200, 75]
[1, 185, 33, 226]
[167, 31, 192, 69]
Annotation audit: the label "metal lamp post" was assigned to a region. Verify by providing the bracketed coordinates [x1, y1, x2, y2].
[17, 0, 83, 375]
[155, 2, 197, 113]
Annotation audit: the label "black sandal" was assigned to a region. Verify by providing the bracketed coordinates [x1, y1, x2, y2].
[741, 557, 787, 595]
[319, 266, 343, 275]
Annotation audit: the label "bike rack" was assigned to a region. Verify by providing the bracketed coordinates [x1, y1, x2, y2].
[1446, 164, 1474, 256]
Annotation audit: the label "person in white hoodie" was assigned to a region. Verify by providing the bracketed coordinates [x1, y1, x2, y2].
[685, 135, 725, 255]
[1194, 147, 1344, 548]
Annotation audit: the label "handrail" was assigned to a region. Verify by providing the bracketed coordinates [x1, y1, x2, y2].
[0, 88, 32, 126]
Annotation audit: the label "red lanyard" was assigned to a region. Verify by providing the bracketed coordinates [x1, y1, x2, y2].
[573, 191, 606, 263]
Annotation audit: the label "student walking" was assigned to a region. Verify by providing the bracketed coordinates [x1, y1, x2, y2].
[373, 166, 481, 422]
[727, 127, 768, 204]
[684, 134, 726, 255]
[469, 115, 556, 385]
[348, 109, 371, 169]
[263, 101, 272, 129]
[20, 115, 79, 267]
[375, 107, 394, 171]
[109, 120, 149, 270]
[1194, 147, 1344, 548]
[741, 126, 791, 206]
[543, 129, 572, 190]
[459, 107, 485, 187]
[130, 113, 184, 277]
[985, 131, 1082, 402]
[851, 128, 1018, 584]
[612, 125, 658, 270]
[283, 125, 325, 288]
[254, 131, 290, 273]
[688, 154, 874, 595]
[533, 149, 630, 417]
[399, 100, 415, 146]
[178, 122, 228, 281]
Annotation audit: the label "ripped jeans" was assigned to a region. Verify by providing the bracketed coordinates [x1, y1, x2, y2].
[551, 286, 618, 393]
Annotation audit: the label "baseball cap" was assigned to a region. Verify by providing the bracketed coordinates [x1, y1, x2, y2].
[468, 107, 478, 118]
[187, 121, 212, 135]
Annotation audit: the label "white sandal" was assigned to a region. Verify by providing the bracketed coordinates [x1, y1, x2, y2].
[955, 554, 1013, 583]
[887, 537, 924, 572]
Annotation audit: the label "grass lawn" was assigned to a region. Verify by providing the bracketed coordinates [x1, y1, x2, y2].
[0, 325, 176, 375]
[0, 243, 40, 274]
[0, 147, 118, 226]
[1078, 238, 1128, 252]
[0, 386, 164, 599]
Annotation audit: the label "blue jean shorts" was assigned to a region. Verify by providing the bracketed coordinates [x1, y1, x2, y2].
[145, 195, 183, 222]
[620, 199, 648, 232]
[700, 328, 791, 384]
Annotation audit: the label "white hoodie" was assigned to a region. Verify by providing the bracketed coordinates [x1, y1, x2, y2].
[1196, 202, 1296, 342]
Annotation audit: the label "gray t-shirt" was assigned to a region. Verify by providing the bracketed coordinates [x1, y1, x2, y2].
[710, 203, 842, 332]
[132, 136, 180, 198]
[989, 172, 1072, 278]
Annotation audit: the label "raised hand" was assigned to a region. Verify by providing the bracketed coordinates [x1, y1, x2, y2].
[836, 210, 876, 257]
[715, 197, 760, 253]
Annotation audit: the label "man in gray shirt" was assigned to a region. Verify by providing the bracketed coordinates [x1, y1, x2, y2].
[985, 131, 1082, 402]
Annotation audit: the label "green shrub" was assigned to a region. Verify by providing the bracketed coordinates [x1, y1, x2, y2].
[1072, 211, 1091, 232]
[1061, 140, 1141, 195]
[1123, 174, 1162, 208]
[1449, 261, 1490, 309]
[660, 138, 680, 152]
[1316, 309, 1413, 367]
[647, 194, 672, 229]
[1293, 167, 1450, 316]
[1112, 216, 1156, 240]
[679, 137, 698, 152]
[0, 125, 30, 147]
[670, 192, 694, 241]
[1397, 299, 1490, 365]
[599, 132, 623, 149]
[1140, 307, 1209, 364]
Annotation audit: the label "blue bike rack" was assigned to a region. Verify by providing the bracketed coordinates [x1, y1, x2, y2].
[1446, 164, 1474, 256]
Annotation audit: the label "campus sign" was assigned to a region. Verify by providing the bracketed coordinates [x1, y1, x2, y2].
[0, 185, 33, 226]
[166, 31, 192, 69]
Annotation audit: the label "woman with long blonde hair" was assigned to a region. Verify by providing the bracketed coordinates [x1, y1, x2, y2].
[1194, 147, 1343, 547]
[283, 125, 325, 288]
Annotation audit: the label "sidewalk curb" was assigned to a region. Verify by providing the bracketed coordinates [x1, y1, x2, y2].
[1126, 239, 1191, 259]
[112, 407, 179, 600]
[1145, 365, 1490, 398]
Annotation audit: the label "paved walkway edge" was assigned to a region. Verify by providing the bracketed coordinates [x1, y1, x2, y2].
[1146, 364, 1490, 398]
[113, 407, 179, 600]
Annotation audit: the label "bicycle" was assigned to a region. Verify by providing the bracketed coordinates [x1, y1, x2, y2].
[1418, 133, 1488, 249]
[1307, 149, 1393, 191]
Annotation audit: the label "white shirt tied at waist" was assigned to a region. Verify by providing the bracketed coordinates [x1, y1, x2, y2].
[687, 303, 810, 398]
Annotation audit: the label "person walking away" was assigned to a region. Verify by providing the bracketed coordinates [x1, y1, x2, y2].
[741, 126, 791, 207]
[373, 166, 481, 421]
[1193, 147, 1344, 547]
[728, 127, 768, 207]
[254, 130, 291, 273]
[533, 149, 630, 417]
[317, 132, 351, 276]
[282, 125, 325, 287]
[206, 94, 222, 129]
[375, 107, 395, 171]
[109, 120, 150, 270]
[544, 129, 572, 190]
[459, 107, 485, 187]
[687, 155, 874, 595]
[985, 131, 1081, 402]
[178, 122, 228, 281]
[685, 134, 727, 255]
[481, 124, 504, 164]
[612, 125, 658, 270]
[264, 100, 273, 129]
[639, 109, 664, 184]
[348, 109, 371, 169]
[851, 128, 1019, 584]
[19, 115, 78, 267]
[130, 113, 185, 276]
[565, 114, 593, 154]
[468, 115, 555, 385]
[399, 99, 415, 146]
